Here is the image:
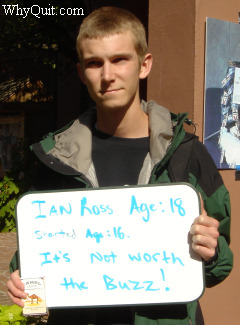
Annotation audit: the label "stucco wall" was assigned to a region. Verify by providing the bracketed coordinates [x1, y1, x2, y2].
[148, 0, 240, 324]
[147, 0, 195, 123]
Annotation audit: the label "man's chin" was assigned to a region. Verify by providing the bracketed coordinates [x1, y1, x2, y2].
[96, 99, 128, 111]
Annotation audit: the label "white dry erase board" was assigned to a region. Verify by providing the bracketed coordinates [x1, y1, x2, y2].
[16, 183, 204, 308]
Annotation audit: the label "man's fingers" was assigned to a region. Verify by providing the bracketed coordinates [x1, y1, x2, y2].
[9, 270, 25, 291]
[6, 270, 26, 307]
[192, 233, 217, 248]
[190, 196, 219, 261]
[192, 242, 216, 261]
[200, 195, 207, 216]
[191, 215, 219, 230]
[7, 290, 25, 308]
[7, 277, 26, 298]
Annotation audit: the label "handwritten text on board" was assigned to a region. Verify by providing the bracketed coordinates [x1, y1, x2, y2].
[16, 184, 204, 307]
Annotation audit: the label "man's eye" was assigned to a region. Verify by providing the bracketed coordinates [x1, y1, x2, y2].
[113, 58, 127, 64]
[86, 61, 102, 67]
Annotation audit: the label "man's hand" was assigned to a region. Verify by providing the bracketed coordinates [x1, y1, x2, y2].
[7, 270, 26, 307]
[190, 197, 219, 262]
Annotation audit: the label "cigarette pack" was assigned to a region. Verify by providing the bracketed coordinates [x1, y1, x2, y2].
[22, 277, 48, 316]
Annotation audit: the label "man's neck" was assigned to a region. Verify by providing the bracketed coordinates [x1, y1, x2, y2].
[96, 103, 149, 138]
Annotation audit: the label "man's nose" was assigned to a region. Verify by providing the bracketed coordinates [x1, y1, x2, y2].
[101, 63, 115, 82]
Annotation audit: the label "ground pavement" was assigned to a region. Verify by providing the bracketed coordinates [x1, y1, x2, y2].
[0, 232, 17, 305]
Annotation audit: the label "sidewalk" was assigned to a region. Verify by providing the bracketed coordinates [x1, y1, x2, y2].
[0, 232, 17, 305]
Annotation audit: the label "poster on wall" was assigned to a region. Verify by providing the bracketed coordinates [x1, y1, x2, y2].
[204, 17, 240, 169]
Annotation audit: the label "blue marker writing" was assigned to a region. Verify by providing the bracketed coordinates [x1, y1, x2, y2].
[32, 200, 46, 219]
[90, 251, 117, 264]
[129, 195, 156, 222]
[160, 268, 170, 291]
[39, 252, 52, 267]
[60, 278, 88, 290]
[103, 275, 160, 291]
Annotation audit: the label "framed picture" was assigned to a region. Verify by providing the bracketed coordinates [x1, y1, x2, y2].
[204, 17, 240, 169]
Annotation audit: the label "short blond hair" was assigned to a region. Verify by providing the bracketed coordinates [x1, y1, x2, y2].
[76, 6, 148, 65]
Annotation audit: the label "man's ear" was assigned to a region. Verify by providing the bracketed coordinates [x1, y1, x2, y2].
[139, 53, 153, 80]
[76, 63, 86, 84]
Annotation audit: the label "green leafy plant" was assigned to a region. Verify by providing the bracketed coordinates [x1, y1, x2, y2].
[0, 304, 26, 324]
[0, 304, 46, 324]
[0, 176, 19, 232]
[0, 139, 40, 233]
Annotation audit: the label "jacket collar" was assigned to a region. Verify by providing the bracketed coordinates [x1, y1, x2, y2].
[32, 101, 187, 177]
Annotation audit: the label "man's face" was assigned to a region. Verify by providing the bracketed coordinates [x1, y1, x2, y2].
[78, 32, 144, 112]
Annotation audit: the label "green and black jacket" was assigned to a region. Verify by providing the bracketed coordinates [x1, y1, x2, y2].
[12, 100, 233, 325]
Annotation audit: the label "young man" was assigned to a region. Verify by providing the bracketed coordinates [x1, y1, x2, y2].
[7, 6, 233, 325]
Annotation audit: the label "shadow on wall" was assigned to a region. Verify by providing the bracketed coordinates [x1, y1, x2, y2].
[204, 88, 223, 168]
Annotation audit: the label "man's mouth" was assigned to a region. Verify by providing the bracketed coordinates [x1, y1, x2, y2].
[100, 88, 122, 94]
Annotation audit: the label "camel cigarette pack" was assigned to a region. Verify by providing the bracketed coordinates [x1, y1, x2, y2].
[22, 277, 47, 316]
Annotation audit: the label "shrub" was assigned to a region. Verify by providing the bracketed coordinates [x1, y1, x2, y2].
[0, 176, 19, 232]
[0, 304, 46, 324]
[0, 304, 26, 324]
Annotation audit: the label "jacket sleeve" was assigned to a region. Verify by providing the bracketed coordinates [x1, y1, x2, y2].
[189, 140, 233, 287]
[203, 184, 233, 287]
[9, 251, 19, 273]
